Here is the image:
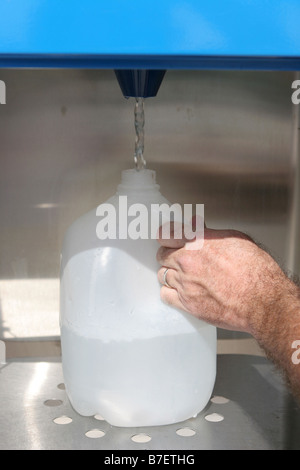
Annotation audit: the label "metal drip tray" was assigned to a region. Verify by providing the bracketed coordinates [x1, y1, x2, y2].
[0, 354, 299, 450]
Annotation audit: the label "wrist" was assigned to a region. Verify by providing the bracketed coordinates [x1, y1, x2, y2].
[252, 273, 300, 369]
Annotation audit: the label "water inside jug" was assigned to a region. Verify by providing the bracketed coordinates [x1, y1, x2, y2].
[60, 168, 216, 427]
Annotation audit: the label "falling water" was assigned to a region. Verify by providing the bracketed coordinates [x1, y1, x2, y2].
[134, 98, 146, 171]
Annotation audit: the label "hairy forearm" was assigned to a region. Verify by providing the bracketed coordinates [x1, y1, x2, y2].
[252, 277, 300, 403]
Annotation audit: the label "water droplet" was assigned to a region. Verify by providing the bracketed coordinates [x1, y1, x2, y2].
[211, 395, 229, 404]
[205, 413, 224, 422]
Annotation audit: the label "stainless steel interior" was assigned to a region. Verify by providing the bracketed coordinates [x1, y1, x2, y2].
[0, 69, 298, 356]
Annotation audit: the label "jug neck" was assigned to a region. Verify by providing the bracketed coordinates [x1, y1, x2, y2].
[117, 169, 160, 195]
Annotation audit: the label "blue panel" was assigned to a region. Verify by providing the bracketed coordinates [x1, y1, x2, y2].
[0, 0, 300, 69]
[1, 54, 300, 70]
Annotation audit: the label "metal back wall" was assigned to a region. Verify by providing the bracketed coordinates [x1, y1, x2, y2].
[0, 69, 296, 341]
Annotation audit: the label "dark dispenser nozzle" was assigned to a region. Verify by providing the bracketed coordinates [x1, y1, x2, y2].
[114, 70, 166, 98]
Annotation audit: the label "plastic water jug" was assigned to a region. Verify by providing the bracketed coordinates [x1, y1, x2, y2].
[60, 169, 216, 427]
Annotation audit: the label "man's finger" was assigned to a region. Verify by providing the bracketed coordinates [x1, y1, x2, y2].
[157, 266, 179, 290]
[156, 246, 179, 268]
[157, 218, 206, 249]
[157, 222, 187, 248]
[160, 285, 187, 312]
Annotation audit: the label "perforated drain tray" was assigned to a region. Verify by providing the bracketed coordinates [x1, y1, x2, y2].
[0, 354, 299, 450]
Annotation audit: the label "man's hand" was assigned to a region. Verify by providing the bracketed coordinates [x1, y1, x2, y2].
[157, 225, 288, 336]
[156, 223, 300, 402]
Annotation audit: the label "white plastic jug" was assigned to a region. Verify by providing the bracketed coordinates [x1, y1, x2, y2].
[60, 169, 216, 427]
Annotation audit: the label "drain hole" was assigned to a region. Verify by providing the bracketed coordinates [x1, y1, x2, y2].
[210, 395, 229, 404]
[94, 414, 105, 421]
[131, 433, 152, 443]
[176, 427, 196, 437]
[57, 383, 65, 390]
[85, 429, 105, 439]
[205, 412, 224, 422]
[53, 415, 73, 425]
[44, 399, 63, 407]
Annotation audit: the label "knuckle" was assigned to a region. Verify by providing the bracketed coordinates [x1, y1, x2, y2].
[178, 253, 193, 273]
[228, 229, 254, 243]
